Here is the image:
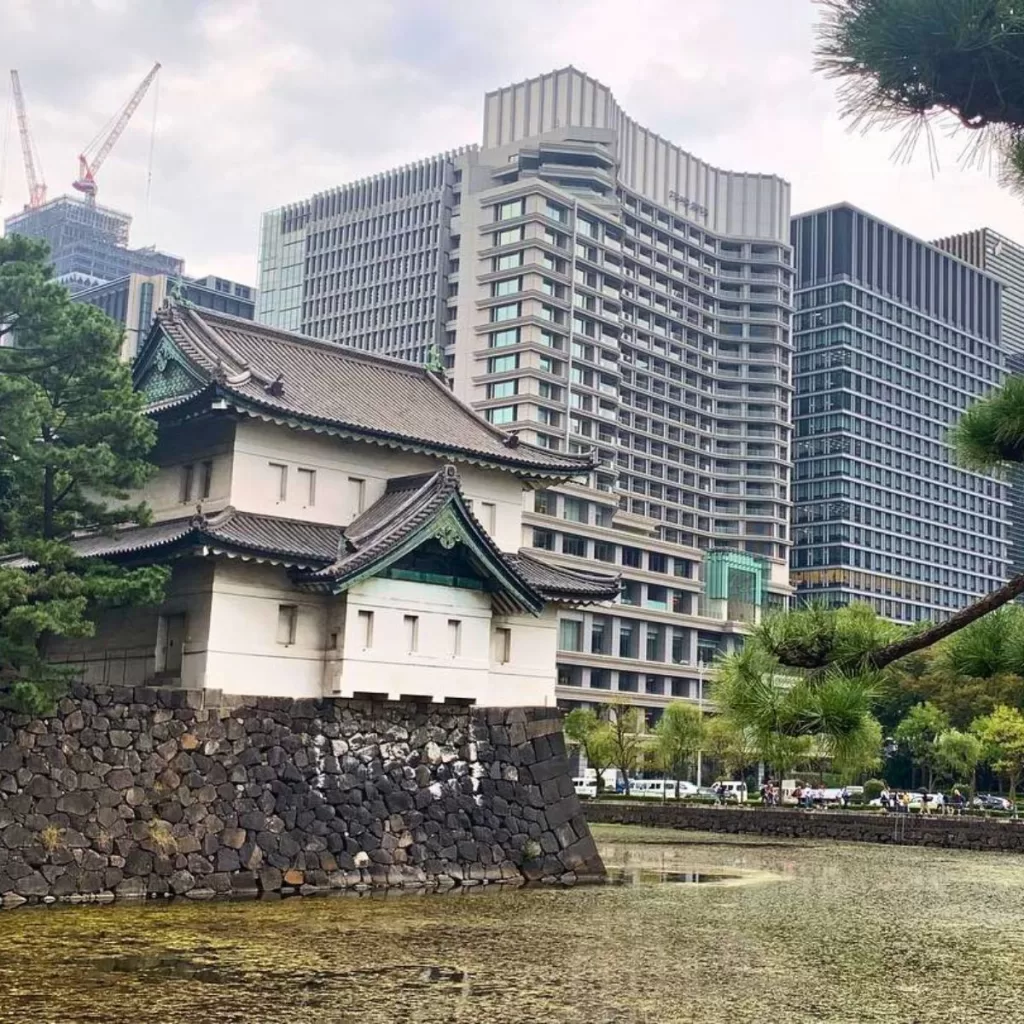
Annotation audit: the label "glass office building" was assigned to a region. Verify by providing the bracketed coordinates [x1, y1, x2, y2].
[791, 204, 1009, 622]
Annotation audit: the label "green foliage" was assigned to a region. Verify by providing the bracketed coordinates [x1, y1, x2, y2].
[816, 0, 1024, 195]
[894, 702, 949, 788]
[862, 778, 886, 801]
[701, 716, 753, 777]
[949, 377, 1024, 471]
[654, 702, 704, 793]
[972, 705, 1024, 802]
[939, 604, 1024, 677]
[933, 728, 983, 786]
[607, 702, 645, 793]
[0, 236, 168, 713]
[563, 708, 616, 792]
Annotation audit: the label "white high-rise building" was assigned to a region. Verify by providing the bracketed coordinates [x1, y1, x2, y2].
[258, 67, 795, 724]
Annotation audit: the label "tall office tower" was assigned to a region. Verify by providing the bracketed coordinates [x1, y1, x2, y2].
[791, 204, 1009, 623]
[4, 195, 183, 294]
[75, 273, 256, 361]
[258, 67, 795, 720]
[934, 228, 1024, 583]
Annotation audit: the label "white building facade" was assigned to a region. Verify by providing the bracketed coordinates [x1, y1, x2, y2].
[257, 68, 795, 723]
[32, 305, 618, 705]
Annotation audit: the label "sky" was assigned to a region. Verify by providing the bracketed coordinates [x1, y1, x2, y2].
[5, 0, 1024, 285]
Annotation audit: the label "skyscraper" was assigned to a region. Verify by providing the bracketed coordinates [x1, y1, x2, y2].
[258, 67, 795, 718]
[4, 195, 183, 294]
[934, 228, 1024, 584]
[791, 204, 1009, 623]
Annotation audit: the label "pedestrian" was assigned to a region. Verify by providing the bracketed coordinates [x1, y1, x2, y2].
[880, 789, 890, 813]
[840, 786, 850, 809]
[921, 790, 931, 815]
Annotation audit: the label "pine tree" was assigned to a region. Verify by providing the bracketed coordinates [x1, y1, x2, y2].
[0, 236, 168, 713]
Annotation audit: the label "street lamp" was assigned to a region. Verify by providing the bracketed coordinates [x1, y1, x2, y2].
[695, 662, 707, 788]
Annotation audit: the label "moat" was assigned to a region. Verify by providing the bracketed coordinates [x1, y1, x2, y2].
[2, 824, 1023, 1023]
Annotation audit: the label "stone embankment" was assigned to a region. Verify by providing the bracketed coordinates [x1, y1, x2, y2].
[586, 801, 1024, 851]
[0, 685, 603, 906]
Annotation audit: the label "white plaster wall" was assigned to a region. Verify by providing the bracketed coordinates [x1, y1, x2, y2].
[44, 561, 213, 689]
[135, 420, 236, 522]
[228, 418, 526, 549]
[489, 606, 558, 707]
[204, 560, 327, 698]
[331, 577, 492, 702]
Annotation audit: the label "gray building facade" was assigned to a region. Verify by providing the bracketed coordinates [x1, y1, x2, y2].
[792, 204, 1009, 622]
[934, 228, 1024, 583]
[4, 195, 183, 294]
[257, 67, 795, 721]
[75, 272, 256, 361]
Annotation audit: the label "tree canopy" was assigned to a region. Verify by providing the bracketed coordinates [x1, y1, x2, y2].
[817, 0, 1024, 195]
[0, 236, 167, 713]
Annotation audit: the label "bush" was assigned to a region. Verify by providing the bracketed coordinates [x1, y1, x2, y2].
[862, 778, 886, 801]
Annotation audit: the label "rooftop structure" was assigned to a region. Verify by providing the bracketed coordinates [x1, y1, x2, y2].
[4, 195, 183, 294]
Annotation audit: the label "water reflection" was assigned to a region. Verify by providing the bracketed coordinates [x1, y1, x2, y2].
[2, 828, 1024, 1024]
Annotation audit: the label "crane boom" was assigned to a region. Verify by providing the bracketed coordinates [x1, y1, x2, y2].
[10, 70, 46, 209]
[73, 61, 160, 203]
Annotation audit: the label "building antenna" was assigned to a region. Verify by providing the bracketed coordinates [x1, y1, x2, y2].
[145, 71, 159, 209]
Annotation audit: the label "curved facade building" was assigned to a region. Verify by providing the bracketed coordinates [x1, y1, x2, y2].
[257, 68, 794, 721]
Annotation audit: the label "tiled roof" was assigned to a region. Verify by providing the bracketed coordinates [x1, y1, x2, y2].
[298, 466, 543, 614]
[3, 509, 342, 569]
[144, 305, 594, 479]
[506, 551, 621, 602]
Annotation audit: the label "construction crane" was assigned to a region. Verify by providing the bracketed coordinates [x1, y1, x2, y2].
[10, 70, 46, 209]
[73, 62, 160, 204]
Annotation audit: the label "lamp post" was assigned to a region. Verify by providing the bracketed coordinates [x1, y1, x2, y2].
[695, 662, 707, 788]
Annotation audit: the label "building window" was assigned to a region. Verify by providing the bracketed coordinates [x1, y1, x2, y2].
[621, 547, 642, 568]
[496, 251, 524, 271]
[180, 464, 195, 503]
[648, 552, 668, 574]
[448, 619, 462, 657]
[358, 610, 374, 648]
[297, 468, 316, 506]
[562, 534, 587, 558]
[559, 618, 583, 652]
[486, 405, 517, 425]
[491, 303, 520, 322]
[488, 354, 519, 373]
[495, 226, 523, 246]
[199, 461, 213, 500]
[594, 542, 615, 563]
[493, 627, 512, 664]
[487, 380, 517, 400]
[348, 477, 366, 514]
[269, 462, 288, 502]
[535, 490, 554, 515]
[480, 501, 497, 534]
[276, 604, 298, 645]
[533, 528, 555, 550]
[496, 198, 525, 221]
[489, 327, 520, 348]
[545, 201, 568, 223]
[493, 277, 522, 297]
[563, 497, 587, 523]
[404, 615, 419, 653]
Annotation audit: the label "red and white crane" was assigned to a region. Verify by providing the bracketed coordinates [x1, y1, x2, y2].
[73, 62, 160, 204]
[10, 70, 47, 209]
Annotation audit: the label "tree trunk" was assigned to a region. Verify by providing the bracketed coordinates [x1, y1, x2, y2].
[869, 572, 1024, 669]
[43, 464, 54, 540]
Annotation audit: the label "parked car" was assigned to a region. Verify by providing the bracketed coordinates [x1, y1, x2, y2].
[972, 793, 1013, 812]
[572, 777, 598, 799]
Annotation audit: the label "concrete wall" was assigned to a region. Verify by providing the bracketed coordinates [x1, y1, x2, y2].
[586, 802, 1024, 852]
[0, 686, 604, 906]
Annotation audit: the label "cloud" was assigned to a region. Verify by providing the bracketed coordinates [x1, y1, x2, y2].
[3, 0, 1024, 283]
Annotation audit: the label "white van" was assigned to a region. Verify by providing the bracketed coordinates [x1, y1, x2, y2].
[713, 780, 748, 803]
[628, 779, 699, 799]
[572, 777, 598, 798]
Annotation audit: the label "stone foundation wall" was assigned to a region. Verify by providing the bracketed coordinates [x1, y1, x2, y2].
[0, 685, 603, 906]
[586, 801, 1024, 852]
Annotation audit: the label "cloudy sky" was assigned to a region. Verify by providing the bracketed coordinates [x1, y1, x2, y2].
[5, 0, 1024, 285]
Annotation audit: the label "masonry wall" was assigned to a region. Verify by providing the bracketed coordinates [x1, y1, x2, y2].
[0, 686, 603, 906]
[585, 802, 1024, 852]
